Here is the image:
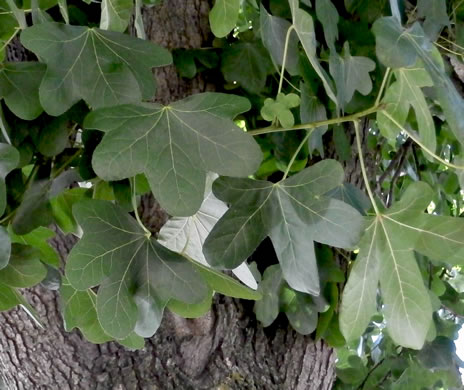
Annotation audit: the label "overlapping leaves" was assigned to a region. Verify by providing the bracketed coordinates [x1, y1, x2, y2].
[288, 0, 338, 105]
[377, 65, 436, 154]
[204, 160, 364, 295]
[158, 173, 257, 290]
[21, 22, 172, 115]
[87, 93, 262, 216]
[340, 182, 464, 349]
[66, 199, 260, 340]
[373, 17, 464, 147]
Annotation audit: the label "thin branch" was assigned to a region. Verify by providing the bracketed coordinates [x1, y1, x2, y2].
[277, 25, 295, 96]
[411, 143, 422, 181]
[354, 120, 381, 216]
[130, 177, 151, 238]
[356, 358, 385, 390]
[375, 67, 391, 107]
[249, 104, 382, 136]
[381, 111, 464, 170]
[386, 141, 410, 207]
[281, 130, 312, 180]
[377, 139, 412, 188]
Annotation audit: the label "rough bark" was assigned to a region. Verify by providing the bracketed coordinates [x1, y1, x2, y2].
[1, 1, 338, 389]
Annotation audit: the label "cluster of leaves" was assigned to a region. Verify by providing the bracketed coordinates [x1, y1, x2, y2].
[2, 0, 464, 387]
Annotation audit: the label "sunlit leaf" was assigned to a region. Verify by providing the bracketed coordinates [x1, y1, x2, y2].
[340, 182, 464, 349]
[100, 0, 132, 33]
[158, 173, 257, 290]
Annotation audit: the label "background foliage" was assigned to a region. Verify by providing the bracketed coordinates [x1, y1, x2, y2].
[1, 0, 464, 388]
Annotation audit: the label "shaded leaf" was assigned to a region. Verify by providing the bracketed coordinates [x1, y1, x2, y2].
[204, 160, 364, 295]
[0, 283, 21, 311]
[329, 42, 376, 107]
[254, 264, 283, 326]
[167, 290, 212, 319]
[0, 244, 47, 288]
[328, 183, 371, 215]
[61, 277, 113, 343]
[417, 0, 448, 40]
[87, 93, 262, 216]
[12, 180, 53, 235]
[21, 22, 172, 115]
[66, 199, 210, 339]
[0, 143, 19, 216]
[315, 0, 339, 50]
[260, 4, 299, 75]
[221, 41, 273, 94]
[50, 187, 89, 235]
[0, 226, 10, 270]
[9, 226, 59, 267]
[0, 62, 45, 120]
[373, 17, 464, 146]
[300, 82, 327, 156]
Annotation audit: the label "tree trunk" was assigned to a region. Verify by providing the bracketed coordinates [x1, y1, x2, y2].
[0, 2, 339, 389]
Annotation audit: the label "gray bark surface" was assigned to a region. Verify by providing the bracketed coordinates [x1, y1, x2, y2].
[1, 1, 337, 389]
